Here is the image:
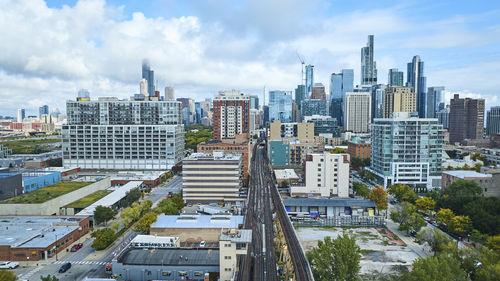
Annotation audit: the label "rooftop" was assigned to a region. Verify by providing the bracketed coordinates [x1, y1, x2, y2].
[443, 170, 492, 179]
[118, 248, 219, 266]
[151, 214, 244, 229]
[219, 229, 252, 243]
[284, 198, 376, 208]
[110, 170, 165, 181]
[184, 152, 242, 161]
[1, 181, 92, 204]
[274, 169, 299, 180]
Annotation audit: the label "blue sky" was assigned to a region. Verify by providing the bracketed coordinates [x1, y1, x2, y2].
[0, 0, 499, 116]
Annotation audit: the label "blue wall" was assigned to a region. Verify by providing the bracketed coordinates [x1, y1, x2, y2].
[22, 171, 62, 193]
[269, 141, 289, 166]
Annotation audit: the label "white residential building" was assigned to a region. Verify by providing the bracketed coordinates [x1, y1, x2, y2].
[219, 229, 252, 281]
[344, 92, 371, 133]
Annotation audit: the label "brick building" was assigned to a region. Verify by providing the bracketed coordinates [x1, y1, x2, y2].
[347, 138, 371, 159]
[212, 90, 250, 141]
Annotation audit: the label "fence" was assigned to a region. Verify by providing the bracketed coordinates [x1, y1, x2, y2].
[291, 215, 385, 227]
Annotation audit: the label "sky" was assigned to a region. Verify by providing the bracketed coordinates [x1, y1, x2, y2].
[0, 0, 499, 116]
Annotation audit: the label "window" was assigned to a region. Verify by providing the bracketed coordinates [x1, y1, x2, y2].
[162, 271, 172, 276]
[225, 268, 232, 272]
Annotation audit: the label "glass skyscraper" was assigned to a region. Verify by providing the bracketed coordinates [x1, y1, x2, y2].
[371, 84, 386, 121]
[427, 86, 445, 118]
[406, 56, 427, 118]
[305, 65, 314, 97]
[142, 59, 155, 97]
[487, 106, 500, 136]
[295, 85, 306, 110]
[269, 90, 293, 122]
[39, 105, 49, 118]
[388, 68, 404, 86]
[361, 35, 377, 85]
[301, 99, 327, 119]
[329, 69, 354, 127]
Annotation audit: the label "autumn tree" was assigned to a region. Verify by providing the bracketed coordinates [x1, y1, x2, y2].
[368, 186, 388, 215]
[0, 270, 18, 281]
[306, 233, 361, 281]
[134, 212, 158, 233]
[415, 197, 436, 215]
[435, 208, 455, 227]
[449, 215, 472, 237]
[120, 203, 141, 227]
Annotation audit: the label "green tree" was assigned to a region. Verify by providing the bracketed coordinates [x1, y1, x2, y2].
[437, 180, 482, 214]
[470, 229, 488, 244]
[472, 247, 500, 281]
[353, 182, 370, 198]
[171, 194, 185, 210]
[359, 170, 376, 181]
[487, 235, 500, 255]
[368, 186, 388, 214]
[120, 203, 141, 226]
[93, 205, 115, 225]
[435, 208, 455, 227]
[155, 199, 179, 215]
[387, 184, 418, 203]
[390, 202, 426, 233]
[91, 228, 116, 250]
[449, 215, 472, 237]
[416, 228, 451, 255]
[306, 233, 361, 281]
[122, 188, 141, 207]
[138, 200, 153, 215]
[134, 212, 158, 233]
[0, 270, 18, 281]
[415, 197, 436, 214]
[406, 253, 468, 281]
[40, 275, 59, 281]
[474, 163, 483, 172]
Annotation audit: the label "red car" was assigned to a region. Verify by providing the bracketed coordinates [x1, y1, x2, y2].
[70, 243, 83, 252]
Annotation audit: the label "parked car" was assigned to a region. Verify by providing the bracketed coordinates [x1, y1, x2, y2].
[200, 241, 206, 247]
[409, 230, 417, 237]
[0, 261, 19, 269]
[59, 262, 71, 273]
[70, 243, 83, 252]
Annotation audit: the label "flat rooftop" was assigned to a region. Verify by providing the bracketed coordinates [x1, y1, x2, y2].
[0, 216, 85, 248]
[77, 181, 142, 216]
[184, 152, 242, 161]
[118, 248, 219, 266]
[284, 198, 376, 208]
[219, 229, 252, 243]
[111, 171, 165, 181]
[274, 169, 299, 180]
[151, 214, 244, 229]
[443, 170, 492, 179]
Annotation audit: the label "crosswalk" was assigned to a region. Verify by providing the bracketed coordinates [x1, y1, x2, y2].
[54, 260, 108, 265]
[18, 266, 42, 279]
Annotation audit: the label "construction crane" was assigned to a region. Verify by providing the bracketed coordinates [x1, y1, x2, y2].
[296, 52, 305, 85]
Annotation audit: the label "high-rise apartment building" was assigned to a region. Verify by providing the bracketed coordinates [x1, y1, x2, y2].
[17, 109, 25, 122]
[268, 90, 293, 123]
[344, 92, 371, 133]
[388, 68, 404, 86]
[303, 152, 350, 197]
[301, 99, 327, 119]
[487, 106, 500, 136]
[305, 65, 314, 97]
[142, 59, 155, 96]
[39, 105, 49, 118]
[182, 152, 243, 204]
[406, 56, 427, 117]
[383, 86, 417, 118]
[361, 35, 377, 85]
[449, 94, 485, 144]
[164, 86, 175, 100]
[427, 86, 445, 118]
[368, 112, 443, 190]
[62, 97, 184, 169]
[330, 69, 354, 126]
[212, 90, 250, 141]
[295, 85, 306, 110]
[311, 83, 326, 100]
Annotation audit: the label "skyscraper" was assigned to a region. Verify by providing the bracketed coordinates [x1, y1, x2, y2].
[212, 90, 250, 141]
[487, 106, 500, 136]
[427, 87, 445, 118]
[383, 86, 417, 118]
[249, 95, 260, 110]
[330, 69, 354, 127]
[406, 56, 427, 117]
[39, 105, 49, 118]
[269, 90, 293, 123]
[140, 78, 148, 96]
[164, 86, 175, 100]
[301, 99, 327, 119]
[295, 85, 306, 110]
[17, 109, 25, 122]
[344, 92, 371, 133]
[305, 65, 314, 97]
[361, 35, 377, 85]
[388, 68, 404, 86]
[311, 83, 326, 100]
[437, 106, 450, 129]
[449, 94, 485, 144]
[371, 84, 386, 121]
[142, 59, 155, 96]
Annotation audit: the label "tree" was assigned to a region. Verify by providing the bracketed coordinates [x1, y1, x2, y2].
[330, 147, 347, 154]
[368, 186, 388, 214]
[474, 163, 483, 172]
[487, 235, 500, 255]
[122, 188, 142, 207]
[155, 199, 179, 215]
[0, 270, 18, 281]
[390, 202, 426, 234]
[415, 197, 436, 215]
[171, 194, 185, 211]
[359, 170, 376, 181]
[416, 228, 451, 255]
[449, 215, 472, 237]
[91, 228, 116, 250]
[435, 208, 455, 227]
[406, 253, 468, 281]
[472, 247, 500, 281]
[94, 205, 114, 225]
[40, 275, 59, 281]
[306, 233, 361, 281]
[470, 229, 489, 244]
[353, 182, 370, 198]
[437, 180, 482, 214]
[387, 184, 418, 203]
[138, 200, 153, 215]
[134, 212, 158, 233]
[120, 203, 141, 227]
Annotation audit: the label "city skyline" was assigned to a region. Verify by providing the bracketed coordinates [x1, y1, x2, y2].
[0, 0, 499, 116]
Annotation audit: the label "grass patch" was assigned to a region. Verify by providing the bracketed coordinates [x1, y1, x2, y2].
[2, 182, 92, 203]
[360, 249, 376, 254]
[64, 190, 112, 208]
[1, 138, 61, 154]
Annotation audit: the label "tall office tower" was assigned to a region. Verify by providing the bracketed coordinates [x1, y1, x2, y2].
[406, 56, 427, 117]
[449, 94, 485, 144]
[39, 105, 49, 118]
[344, 92, 371, 133]
[361, 35, 377, 85]
[383, 86, 417, 118]
[269, 90, 293, 123]
[371, 84, 386, 121]
[139, 79, 148, 96]
[141, 59, 155, 96]
[311, 83, 326, 100]
[301, 99, 327, 119]
[164, 86, 175, 100]
[427, 87, 445, 118]
[330, 69, 354, 127]
[368, 112, 443, 190]
[292, 101, 301, 122]
[17, 109, 25, 122]
[77, 89, 90, 101]
[249, 95, 260, 110]
[182, 152, 243, 204]
[487, 106, 500, 136]
[388, 68, 404, 86]
[305, 65, 314, 97]
[194, 102, 202, 124]
[437, 106, 450, 129]
[62, 97, 184, 169]
[295, 85, 306, 110]
[212, 90, 250, 141]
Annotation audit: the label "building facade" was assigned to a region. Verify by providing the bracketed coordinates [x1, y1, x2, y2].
[219, 229, 252, 281]
[388, 69, 404, 86]
[371, 84, 386, 121]
[269, 120, 314, 141]
[301, 99, 327, 120]
[62, 98, 184, 170]
[311, 83, 326, 100]
[347, 138, 371, 159]
[361, 35, 377, 85]
[212, 90, 250, 141]
[427, 86, 445, 118]
[383, 86, 417, 118]
[406, 55, 427, 117]
[269, 90, 293, 123]
[330, 69, 354, 126]
[344, 92, 371, 133]
[304, 115, 339, 137]
[487, 106, 500, 136]
[305, 65, 314, 97]
[449, 94, 485, 144]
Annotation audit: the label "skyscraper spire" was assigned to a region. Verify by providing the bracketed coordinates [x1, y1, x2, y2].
[361, 35, 377, 86]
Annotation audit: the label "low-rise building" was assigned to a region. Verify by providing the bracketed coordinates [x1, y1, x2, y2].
[22, 170, 62, 193]
[110, 171, 167, 188]
[442, 169, 500, 197]
[219, 229, 252, 281]
[347, 137, 371, 159]
[274, 169, 300, 185]
[284, 198, 376, 217]
[0, 173, 23, 200]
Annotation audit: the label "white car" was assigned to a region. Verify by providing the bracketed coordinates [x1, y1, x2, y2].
[200, 241, 206, 247]
[0, 261, 19, 269]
